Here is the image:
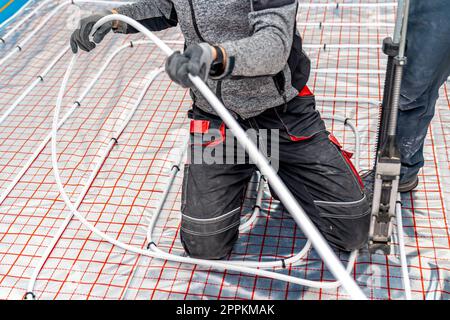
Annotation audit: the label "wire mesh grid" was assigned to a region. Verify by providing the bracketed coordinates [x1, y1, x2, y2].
[0, 0, 448, 300]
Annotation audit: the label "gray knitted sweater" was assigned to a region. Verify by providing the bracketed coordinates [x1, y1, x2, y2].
[116, 0, 309, 119]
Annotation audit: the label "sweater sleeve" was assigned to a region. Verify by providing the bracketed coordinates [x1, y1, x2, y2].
[114, 0, 177, 34]
[218, 0, 298, 78]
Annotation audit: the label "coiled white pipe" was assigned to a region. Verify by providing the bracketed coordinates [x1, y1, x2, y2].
[24, 67, 164, 300]
[322, 115, 361, 169]
[30, 50, 355, 299]
[46, 15, 367, 299]
[49, 57, 363, 293]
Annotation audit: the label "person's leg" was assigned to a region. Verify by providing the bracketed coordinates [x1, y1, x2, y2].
[180, 107, 254, 259]
[397, 0, 450, 186]
[256, 95, 371, 251]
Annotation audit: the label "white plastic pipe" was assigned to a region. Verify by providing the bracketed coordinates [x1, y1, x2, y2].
[163, 40, 382, 51]
[297, 22, 395, 28]
[50, 61, 365, 294]
[297, 2, 397, 8]
[0, 0, 411, 302]
[144, 144, 188, 242]
[25, 67, 164, 299]
[396, 196, 412, 300]
[0, 2, 410, 300]
[322, 115, 361, 169]
[316, 96, 381, 107]
[312, 68, 385, 75]
[58, 14, 365, 299]
[305, 44, 381, 50]
[2, 13, 368, 300]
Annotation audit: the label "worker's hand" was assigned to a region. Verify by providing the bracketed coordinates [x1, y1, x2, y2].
[70, 11, 113, 53]
[165, 43, 214, 88]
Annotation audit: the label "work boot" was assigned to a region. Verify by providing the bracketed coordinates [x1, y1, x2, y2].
[361, 170, 419, 193]
[398, 175, 419, 193]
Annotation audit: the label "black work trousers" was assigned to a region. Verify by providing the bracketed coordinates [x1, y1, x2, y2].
[180, 92, 370, 259]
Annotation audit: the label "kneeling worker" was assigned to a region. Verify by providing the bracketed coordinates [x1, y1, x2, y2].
[70, 0, 371, 259]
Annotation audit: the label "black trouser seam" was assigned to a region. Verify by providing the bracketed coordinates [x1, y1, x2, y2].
[181, 220, 240, 237]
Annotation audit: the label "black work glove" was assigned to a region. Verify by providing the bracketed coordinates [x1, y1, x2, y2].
[165, 43, 214, 88]
[70, 11, 112, 53]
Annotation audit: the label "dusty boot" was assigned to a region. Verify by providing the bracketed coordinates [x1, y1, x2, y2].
[398, 175, 419, 193]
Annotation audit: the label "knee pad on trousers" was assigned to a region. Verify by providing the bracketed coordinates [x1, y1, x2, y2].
[314, 195, 371, 252]
[180, 207, 242, 260]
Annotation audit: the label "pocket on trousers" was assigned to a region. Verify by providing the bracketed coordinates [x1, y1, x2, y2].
[315, 195, 371, 251]
[315, 195, 370, 219]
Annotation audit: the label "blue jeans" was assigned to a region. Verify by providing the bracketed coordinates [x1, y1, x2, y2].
[397, 0, 450, 183]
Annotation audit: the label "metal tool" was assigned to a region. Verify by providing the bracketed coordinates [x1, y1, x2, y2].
[369, 0, 410, 254]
